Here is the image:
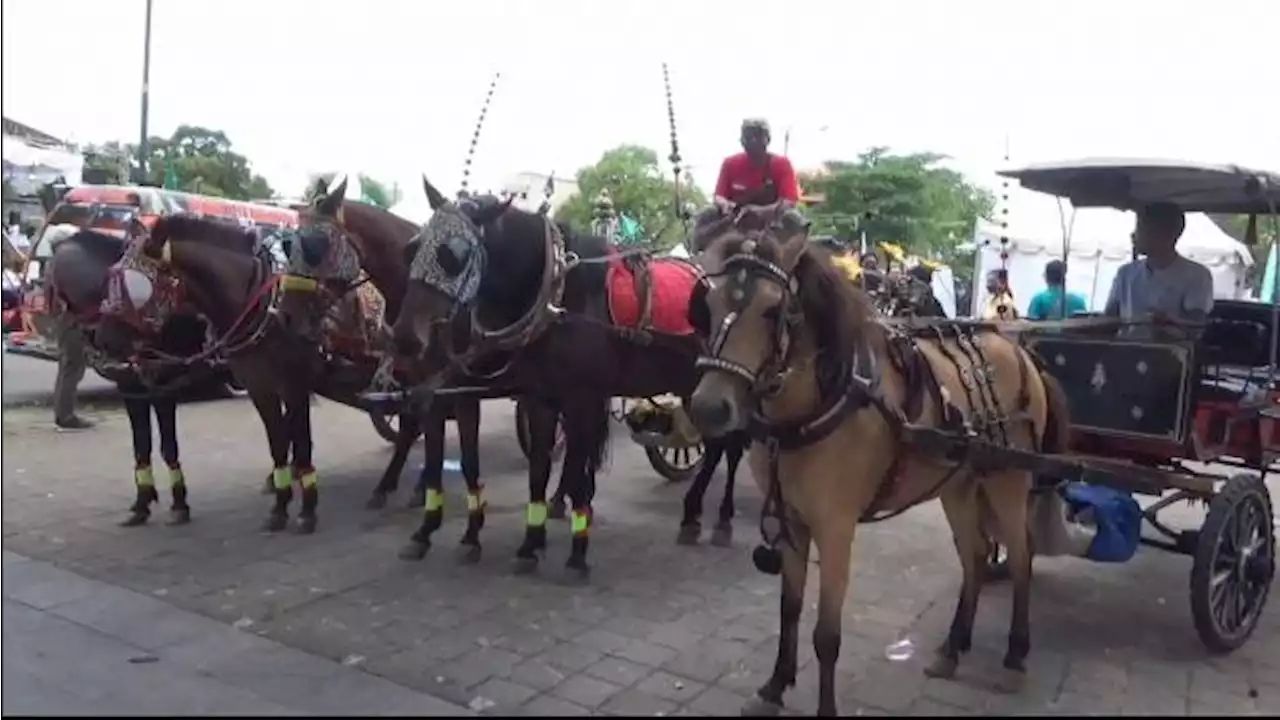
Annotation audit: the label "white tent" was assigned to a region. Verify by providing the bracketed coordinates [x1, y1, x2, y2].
[970, 189, 1253, 316]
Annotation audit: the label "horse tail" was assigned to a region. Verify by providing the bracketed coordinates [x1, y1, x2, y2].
[1037, 369, 1072, 454]
[586, 397, 612, 477]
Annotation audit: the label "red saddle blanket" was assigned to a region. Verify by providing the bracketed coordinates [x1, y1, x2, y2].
[606, 256, 700, 336]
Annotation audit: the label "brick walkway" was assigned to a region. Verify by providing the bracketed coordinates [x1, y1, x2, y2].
[2, 386, 1276, 715]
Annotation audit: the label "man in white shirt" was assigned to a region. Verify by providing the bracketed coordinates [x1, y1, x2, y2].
[1104, 203, 1214, 340]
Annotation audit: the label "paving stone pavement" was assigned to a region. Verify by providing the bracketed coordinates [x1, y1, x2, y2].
[2, 390, 1277, 716]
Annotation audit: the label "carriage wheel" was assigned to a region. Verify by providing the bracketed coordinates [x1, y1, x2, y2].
[645, 443, 704, 484]
[515, 399, 566, 463]
[370, 411, 400, 444]
[1190, 473, 1275, 653]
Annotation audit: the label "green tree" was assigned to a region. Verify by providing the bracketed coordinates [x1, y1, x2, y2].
[801, 147, 994, 268]
[554, 144, 706, 251]
[85, 126, 274, 199]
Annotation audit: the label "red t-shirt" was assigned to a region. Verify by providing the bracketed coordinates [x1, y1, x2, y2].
[714, 152, 800, 205]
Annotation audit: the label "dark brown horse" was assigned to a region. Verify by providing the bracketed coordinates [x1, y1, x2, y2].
[269, 181, 490, 514]
[391, 178, 749, 578]
[46, 229, 222, 526]
[686, 204, 1068, 716]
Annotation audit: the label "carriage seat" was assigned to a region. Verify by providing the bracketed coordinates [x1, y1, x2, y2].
[1196, 300, 1275, 403]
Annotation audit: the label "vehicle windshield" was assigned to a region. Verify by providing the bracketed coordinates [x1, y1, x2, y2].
[32, 203, 139, 258]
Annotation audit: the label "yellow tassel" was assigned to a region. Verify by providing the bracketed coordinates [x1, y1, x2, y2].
[526, 502, 548, 527]
[168, 466, 184, 488]
[467, 491, 485, 512]
[300, 470, 318, 489]
[272, 467, 292, 490]
[134, 466, 155, 487]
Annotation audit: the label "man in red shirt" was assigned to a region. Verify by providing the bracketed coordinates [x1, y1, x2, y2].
[713, 118, 801, 210]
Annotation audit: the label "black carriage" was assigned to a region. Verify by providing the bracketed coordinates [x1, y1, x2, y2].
[988, 159, 1278, 652]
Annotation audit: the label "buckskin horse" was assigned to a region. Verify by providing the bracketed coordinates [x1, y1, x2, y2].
[270, 179, 492, 514]
[392, 177, 749, 579]
[47, 228, 221, 525]
[684, 204, 1070, 716]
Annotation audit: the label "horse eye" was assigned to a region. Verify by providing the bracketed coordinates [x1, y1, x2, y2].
[761, 306, 781, 324]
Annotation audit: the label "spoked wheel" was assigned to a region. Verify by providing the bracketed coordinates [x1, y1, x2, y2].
[515, 399, 566, 463]
[1190, 473, 1275, 653]
[370, 411, 400, 444]
[645, 443, 705, 484]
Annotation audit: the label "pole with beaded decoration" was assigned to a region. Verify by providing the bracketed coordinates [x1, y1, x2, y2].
[458, 72, 501, 199]
[662, 63, 690, 253]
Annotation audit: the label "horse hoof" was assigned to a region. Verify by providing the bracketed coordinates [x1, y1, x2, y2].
[549, 500, 567, 520]
[676, 524, 701, 546]
[458, 544, 482, 564]
[710, 524, 733, 547]
[923, 654, 958, 680]
[167, 508, 191, 526]
[294, 516, 317, 535]
[563, 562, 590, 584]
[366, 493, 388, 510]
[407, 491, 426, 509]
[996, 667, 1026, 695]
[263, 514, 288, 533]
[513, 555, 539, 575]
[120, 511, 149, 528]
[740, 698, 782, 717]
[398, 541, 429, 561]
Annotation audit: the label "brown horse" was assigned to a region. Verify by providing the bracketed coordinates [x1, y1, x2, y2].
[685, 205, 1070, 716]
[270, 181, 488, 513]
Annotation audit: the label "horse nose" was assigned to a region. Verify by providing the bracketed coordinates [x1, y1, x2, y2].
[688, 390, 735, 438]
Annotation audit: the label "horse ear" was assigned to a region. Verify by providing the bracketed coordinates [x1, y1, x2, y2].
[316, 176, 347, 217]
[776, 209, 811, 268]
[422, 175, 448, 211]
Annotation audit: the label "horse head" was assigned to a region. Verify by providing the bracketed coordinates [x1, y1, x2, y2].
[391, 174, 510, 366]
[687, 202, 870, 437]
[275, 176, 367, 341]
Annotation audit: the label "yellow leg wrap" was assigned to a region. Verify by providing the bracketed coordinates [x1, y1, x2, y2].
[134, 466, 155, 487]
[300, 470, 318, 489]
[272, 467, 292, 491]
[526, 502, 548, 527]
[466, 491, 485, 512]
[425, 489, 444, 512]
[571, 509, 590, 536]
[168, 467, 185, 488]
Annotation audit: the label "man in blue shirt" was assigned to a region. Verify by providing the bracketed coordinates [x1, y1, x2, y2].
[1026, 259, 1088, 320]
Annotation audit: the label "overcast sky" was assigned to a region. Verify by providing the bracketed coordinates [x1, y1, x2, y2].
[4, 0, 1276, 205]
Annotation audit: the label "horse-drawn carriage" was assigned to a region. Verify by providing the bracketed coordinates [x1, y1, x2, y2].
[991, 158, 1278, 652]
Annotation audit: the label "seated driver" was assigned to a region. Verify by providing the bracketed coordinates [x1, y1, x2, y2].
[713, 118, 801, 211]
[1104, 202, 1213, 340]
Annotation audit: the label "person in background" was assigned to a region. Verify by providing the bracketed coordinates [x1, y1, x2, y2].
[1026, 259, 1088, 320]
[1104, 202, 1213, 340]
[37, 223, 95, 430]
[983, 268, 1019, 320]
[906, 264, 948, 317]
[713, 118, 801, 211]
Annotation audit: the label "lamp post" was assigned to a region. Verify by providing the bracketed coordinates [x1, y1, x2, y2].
[135, 0, 154, 185]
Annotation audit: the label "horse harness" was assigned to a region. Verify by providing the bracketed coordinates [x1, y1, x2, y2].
[696, 237, 1039, 574]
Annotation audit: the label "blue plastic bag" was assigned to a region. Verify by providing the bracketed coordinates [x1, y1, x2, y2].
[1060, 482, 1143, 563]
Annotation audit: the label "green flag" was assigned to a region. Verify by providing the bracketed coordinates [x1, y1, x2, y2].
[618, 214, 644, 244]
[162, 162, 180, 190]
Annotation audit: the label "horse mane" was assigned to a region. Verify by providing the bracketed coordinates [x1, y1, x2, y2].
[791, 243, 884, 362]
[152, 214, 258, 255]
[474, 205, 612, 312]
[59, 229, 127, 263]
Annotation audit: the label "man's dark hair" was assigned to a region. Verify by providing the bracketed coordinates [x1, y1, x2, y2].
[988, 268, 1008, 283]
[1044, 259, 1066, 285]
[1140, 202, 1186, 239]
[6, 211, 19, 226]
[907, 265, 933, 284]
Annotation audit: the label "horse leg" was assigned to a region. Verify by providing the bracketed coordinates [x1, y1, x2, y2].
[456, 398, 485, 564]
[153, 396, 189, 525]
[367, 411, 420, 510]
[678, 439, 725, 545]
[563, 400, 609, 582]
[398, 412, 447, 560]
[251, 392, 292, 532]
[120, 394, 158, 527]
[711, 433, 746, 547]
[408, 405, 444, 508]
[982, 471, 1034, 693]
[924, 485, 986, 682]
[811, 525, 857, 717]
[286, 390, 319, 534]
[515, 400, 558, 574]
[744, 517, 812, 716]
